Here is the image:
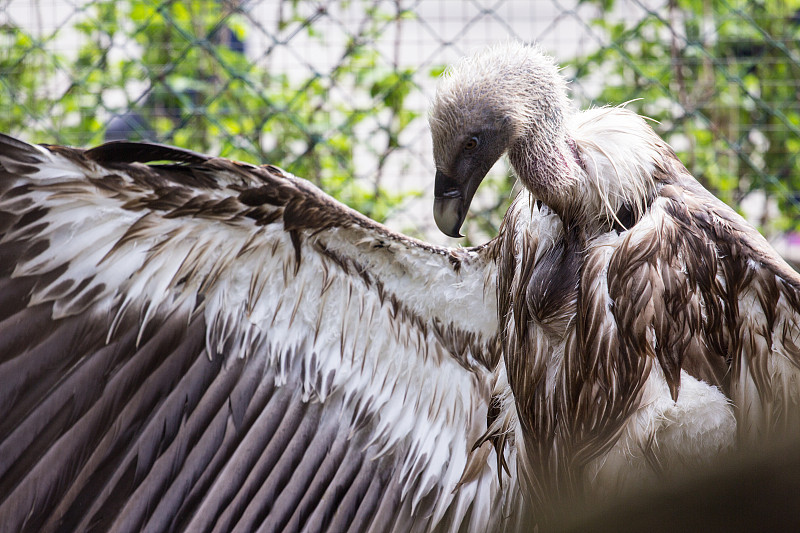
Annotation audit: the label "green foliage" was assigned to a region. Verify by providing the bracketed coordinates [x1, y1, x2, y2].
[0, 0, 421, 222]
[4, 1, 798, 235]
[572, 0, 800, 232]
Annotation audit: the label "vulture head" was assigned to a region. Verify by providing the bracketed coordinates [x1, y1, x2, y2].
[430, 42, 593, 236]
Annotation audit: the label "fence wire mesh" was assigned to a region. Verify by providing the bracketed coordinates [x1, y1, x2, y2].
[1, 0, 799, 254]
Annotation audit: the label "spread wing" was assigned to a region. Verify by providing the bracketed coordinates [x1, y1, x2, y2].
[0, 134, 519, 532]
[604, 155, 800, 440]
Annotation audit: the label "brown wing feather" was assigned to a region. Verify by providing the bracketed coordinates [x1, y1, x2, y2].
[0, 133, 510, 533]
[565, 234, 651, 488]
[607, 155, 800, 439]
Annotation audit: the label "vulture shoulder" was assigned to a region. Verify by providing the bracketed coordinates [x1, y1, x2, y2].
[0, 134, 517, 532]
[604, 158, 800, 438]
[566, 107, 800, 465]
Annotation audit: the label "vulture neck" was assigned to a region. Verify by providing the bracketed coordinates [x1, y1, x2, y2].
[507, 107, 663, 236]
[507, 129, 586, 233]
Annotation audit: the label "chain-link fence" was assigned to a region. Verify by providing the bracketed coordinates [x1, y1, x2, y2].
[1, 0, 799, 254]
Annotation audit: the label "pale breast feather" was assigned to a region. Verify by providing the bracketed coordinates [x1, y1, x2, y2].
[0, 134, 519, 532]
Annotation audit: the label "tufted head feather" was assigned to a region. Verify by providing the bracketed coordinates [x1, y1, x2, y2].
[430, 41, 571, 168]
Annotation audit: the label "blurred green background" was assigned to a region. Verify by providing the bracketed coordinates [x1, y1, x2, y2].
[1, 0, 799, 257]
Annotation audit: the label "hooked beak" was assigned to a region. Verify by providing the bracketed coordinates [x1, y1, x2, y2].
[433, 169, 483, 238]
[433, 195, 465, 238]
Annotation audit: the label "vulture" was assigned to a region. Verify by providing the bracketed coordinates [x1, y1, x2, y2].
[0, 41, 799, 532]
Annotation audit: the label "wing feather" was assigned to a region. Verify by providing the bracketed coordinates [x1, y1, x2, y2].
[0, 134, 513, 533]
[605, 159, 800, 446]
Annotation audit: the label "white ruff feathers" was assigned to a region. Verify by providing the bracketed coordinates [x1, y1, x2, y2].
[568, 106, 663, 229]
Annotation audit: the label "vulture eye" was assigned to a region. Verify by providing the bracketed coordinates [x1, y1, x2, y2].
[464, 137, 479, 152]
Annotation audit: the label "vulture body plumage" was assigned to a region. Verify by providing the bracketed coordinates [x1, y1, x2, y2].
[430, 42, 800, 519]
[1, 41, 799, 532]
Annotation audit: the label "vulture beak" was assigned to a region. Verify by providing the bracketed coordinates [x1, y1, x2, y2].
[433, 169, 483, 238]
